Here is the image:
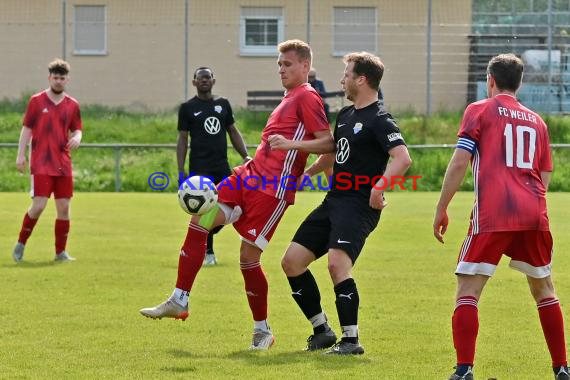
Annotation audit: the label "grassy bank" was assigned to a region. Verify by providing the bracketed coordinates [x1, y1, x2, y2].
[1, 97, 569, 192]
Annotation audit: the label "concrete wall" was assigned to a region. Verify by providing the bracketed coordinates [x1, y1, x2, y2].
[0, 0, 472, 113]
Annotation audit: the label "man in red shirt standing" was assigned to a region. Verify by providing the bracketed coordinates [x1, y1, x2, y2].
[13, 59, 83, 263]
[434, 54, 568, 380]
[140, 39, 333, 350]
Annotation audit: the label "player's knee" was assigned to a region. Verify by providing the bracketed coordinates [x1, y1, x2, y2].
[281, 254, 299, 276]
[528, 276, 556, 301]
[327, 262, 349, 282]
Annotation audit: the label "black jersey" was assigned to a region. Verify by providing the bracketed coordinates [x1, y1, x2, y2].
[329, 101, 406, 199]
[178, 96, 235, 174]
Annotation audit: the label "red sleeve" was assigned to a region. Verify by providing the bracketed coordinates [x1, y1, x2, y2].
[457, 103, 482, 142]
[539, 121, 553, 172]
[22, 96, 38, 128]
[71, 103, 83, 131]
[297, 90, 330, 135]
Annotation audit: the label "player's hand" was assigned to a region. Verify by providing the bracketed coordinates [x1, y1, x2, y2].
[369, 188, 387, 210]
[433, 208, 449, 244]
[67, 135, 81, 149]
[16, 155, 27, 173]
[268, 134, 295, 151]
[242, 156, 253, 164]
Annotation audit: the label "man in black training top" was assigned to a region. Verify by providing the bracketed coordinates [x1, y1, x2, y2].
[177, 67, 250, 265]
[271, 52, 412, 354]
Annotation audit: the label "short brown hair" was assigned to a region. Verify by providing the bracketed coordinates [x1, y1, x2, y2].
[487, 54, 524, 92]
[278, 39, 312, 64]
[48, 59, 70, 75]
[343, 52, 384, 90]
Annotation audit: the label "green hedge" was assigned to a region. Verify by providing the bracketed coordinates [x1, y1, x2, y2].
[1, 97, 569, 192]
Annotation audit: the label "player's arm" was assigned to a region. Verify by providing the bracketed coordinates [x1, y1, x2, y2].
[304, 153, 335, 177]
[268, 130, 334, 154]
[227, 123, 251, 163]
[433, 148, 472, 243]
[177, 131, 189, 178]
[369, 145, 412, 210]
[67, 130, 82, 149]
[16, 126, 32, 173]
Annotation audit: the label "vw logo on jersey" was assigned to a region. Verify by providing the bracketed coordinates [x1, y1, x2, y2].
[214, 105, 222, 114]
[336, 137, 350, 164]
[204, 116, 221, 135]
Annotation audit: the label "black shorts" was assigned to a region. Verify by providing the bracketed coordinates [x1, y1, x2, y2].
[292, 194, 381, 263]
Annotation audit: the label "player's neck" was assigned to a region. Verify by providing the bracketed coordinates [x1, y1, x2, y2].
[46, 88, 65, 103]
[196, 92, 213, 101]
[492, 89, 516, 98]
[352, 93, 378, 110]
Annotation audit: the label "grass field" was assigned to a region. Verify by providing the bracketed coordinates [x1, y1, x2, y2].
[1, 192, 569, 379]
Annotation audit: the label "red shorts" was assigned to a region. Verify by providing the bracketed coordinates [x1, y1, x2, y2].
[456, 231, 553, 278]
[217, 174, 288, 250]
[31, 174, 73, 199]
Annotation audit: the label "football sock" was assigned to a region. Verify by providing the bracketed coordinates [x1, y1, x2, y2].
[334, 278, 359, 344]
[206, 225, 224, 253]
[537, 298, 568, 367]
[18, 212, 38, 245]
[175, 222, 208, 291]
[170, 288, 189, 307]
[310, 313, 329, 334]
[452, 296, 479, 367]
[287, 270, 327, 333]
[206, 232, 214, 252]
[54, 219, 70, 254]
[454, 365, 473, 377]
[254, 319, 271, 332]
[240, 261, 269, 322]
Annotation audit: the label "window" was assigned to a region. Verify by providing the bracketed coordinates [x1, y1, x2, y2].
[74, 5, 106, 55]
[333, 7, 377, 56]
[240, 7, 284, 56]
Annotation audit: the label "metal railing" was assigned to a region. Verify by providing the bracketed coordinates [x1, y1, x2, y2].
[2, 142, 569, 192]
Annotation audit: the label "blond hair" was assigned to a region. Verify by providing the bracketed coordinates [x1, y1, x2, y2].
[278, 39, 312, 64]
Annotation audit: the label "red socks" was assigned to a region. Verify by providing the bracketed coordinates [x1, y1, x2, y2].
[55, 219, 70, 254]
[538, 298, 568, 367]
[452, 296, 479, 366]
[240, 261, 268, 321]
[175, 223, 208, 291]
[18, 212, 38, 245]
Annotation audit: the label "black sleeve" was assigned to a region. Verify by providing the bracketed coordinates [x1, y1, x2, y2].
[224, 99, 235, 128]
[373, 116, 406, 153]
[177, 103, 189, 131]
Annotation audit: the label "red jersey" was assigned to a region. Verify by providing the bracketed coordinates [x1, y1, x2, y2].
[457, 94, 552, 234]
[249, 83, 330, 204]
[23, 91, 82, 176]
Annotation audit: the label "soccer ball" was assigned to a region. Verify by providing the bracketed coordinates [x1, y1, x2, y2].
[177, 176, 218, 215]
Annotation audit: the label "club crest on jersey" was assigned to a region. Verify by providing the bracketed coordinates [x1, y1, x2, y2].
[204, 116, 221, 134]
[214, 105, 222, 114]
[353, 123, 363, 134]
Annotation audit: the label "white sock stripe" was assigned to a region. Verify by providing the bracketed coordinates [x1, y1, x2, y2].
[455, 298, 478, 309]
[188, 223, 209, 234]
[240, 261, 261, 269]
[537, 298, 560, 308]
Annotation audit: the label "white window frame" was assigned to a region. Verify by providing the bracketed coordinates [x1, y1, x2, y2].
[73, 5, 107, 56]
[240, 7, 284, 56]
[332, 7, 378, 57]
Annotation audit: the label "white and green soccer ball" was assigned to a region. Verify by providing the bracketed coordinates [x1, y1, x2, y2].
[177, 176, 218, 215]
